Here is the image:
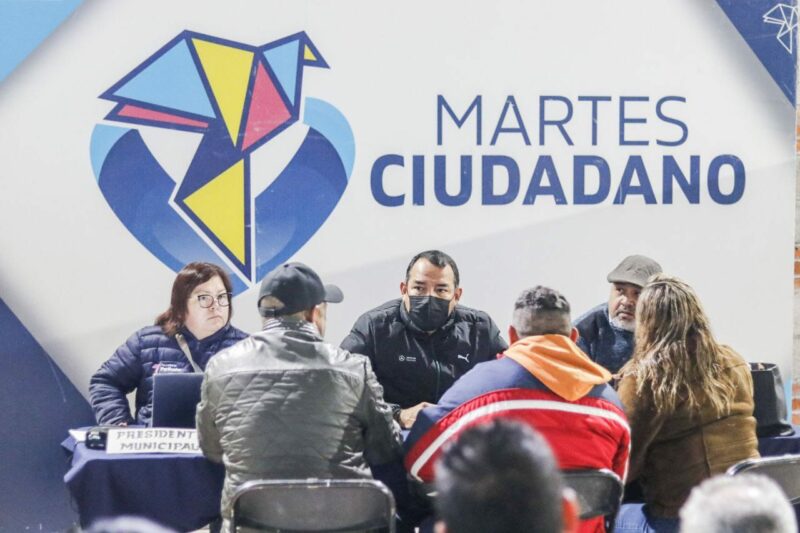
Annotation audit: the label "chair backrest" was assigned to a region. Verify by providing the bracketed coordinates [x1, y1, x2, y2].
[562, 469, 624, 520]
[231, 478, 396, 532]
[726, 454, 800, 504]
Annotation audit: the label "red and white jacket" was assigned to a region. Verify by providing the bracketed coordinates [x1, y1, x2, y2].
[404, 334, 630, 533]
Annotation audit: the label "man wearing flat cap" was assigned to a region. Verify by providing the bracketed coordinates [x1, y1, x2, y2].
[197, 262, 402, 530]
[574, 254, 662, 374]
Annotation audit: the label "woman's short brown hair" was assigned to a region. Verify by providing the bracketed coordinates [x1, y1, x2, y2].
[155, 262, 234, 336]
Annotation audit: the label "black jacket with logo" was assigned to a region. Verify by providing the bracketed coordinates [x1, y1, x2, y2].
[340, 299, 507, 409]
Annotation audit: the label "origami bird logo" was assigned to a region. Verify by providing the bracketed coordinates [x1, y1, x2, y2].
[90, 31, 354, 290]
[764, 3, 798, 53]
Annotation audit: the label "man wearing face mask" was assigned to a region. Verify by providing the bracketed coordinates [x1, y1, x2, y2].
[341, 250, 507, 429]
[573, 254, 662, 374]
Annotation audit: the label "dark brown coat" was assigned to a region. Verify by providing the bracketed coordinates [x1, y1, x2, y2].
[618, 347, 759, 517]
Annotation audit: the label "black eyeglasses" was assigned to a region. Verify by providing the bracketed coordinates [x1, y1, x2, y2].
[195, 293, 232, 308]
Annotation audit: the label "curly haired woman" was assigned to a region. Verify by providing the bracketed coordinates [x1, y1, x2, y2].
[614, 275, 759, 533]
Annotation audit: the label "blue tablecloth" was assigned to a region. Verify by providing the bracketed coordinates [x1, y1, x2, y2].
[63, 436, 224, 531]
[758, 425, 800, 457]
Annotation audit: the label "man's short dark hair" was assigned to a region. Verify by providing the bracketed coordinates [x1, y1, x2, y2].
[512, 286, 572, 337]
[405, 250, 460, 287]
[434, 419, 564, 533]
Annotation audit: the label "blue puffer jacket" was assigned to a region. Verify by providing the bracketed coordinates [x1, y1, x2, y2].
[89, 323, 248, 425]
[573, 303, 634, 374]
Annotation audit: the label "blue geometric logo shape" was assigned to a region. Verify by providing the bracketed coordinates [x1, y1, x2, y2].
[90, 31, 354, 294]
[716, 0, 797, 104]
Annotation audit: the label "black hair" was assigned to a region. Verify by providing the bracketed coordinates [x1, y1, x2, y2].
[514, 286, 570, 314]
[405, 250, 460, 287]
[512, 286, 572, 337]
[434, 419, 564, 533]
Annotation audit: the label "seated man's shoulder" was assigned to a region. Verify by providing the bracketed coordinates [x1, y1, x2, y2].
[363, 299, 402, 320]
[452, 304, 494, 325]
[204, 336, 261, 373]
[301, 344, 376, 388]
[329, 341, 367, 362]
[573, 303, 607, 339]
[583, 381, 625, 412]
[336, 349, 375, 377]
[574, 303, 606, 325]
[353, 299, 403, 332]
[448, 357, 511, 390]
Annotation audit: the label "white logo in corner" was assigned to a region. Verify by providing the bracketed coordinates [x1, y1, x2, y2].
[457, 354, 470, 363]
[398, 354, 417, 363]
[764, 3, 799, 53]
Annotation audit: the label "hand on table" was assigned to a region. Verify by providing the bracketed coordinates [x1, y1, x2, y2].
[399, 402, 433, 429]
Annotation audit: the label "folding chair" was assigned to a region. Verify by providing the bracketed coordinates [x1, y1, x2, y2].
[231, 478, 396, 532]
[726, 454, 800, 504]
[562, 469, 624, 528]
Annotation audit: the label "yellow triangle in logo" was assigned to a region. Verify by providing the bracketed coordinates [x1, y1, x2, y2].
[304, 44, 317, 62]
[184, 159, 246, 263]
[193, 39, 254, 145]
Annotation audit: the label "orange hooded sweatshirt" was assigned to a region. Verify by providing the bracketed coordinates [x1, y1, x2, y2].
[503, 334, 612, 401]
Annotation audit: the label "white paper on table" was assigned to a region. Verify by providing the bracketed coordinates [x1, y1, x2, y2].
[69, 429, 87, 442]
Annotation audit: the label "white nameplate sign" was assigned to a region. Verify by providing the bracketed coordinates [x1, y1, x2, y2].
[106, 428, 201, 455]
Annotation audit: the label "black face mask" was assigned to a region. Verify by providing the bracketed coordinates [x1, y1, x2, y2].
[407, 295, 452, 331]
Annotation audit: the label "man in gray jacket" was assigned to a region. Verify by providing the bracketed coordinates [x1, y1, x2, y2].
[197, 262, 403, 530]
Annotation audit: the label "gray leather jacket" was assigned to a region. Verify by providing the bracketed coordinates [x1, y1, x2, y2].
[197, 318, 403, 520]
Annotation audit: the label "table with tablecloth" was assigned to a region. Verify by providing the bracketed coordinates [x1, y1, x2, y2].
[62, 435, 224, 531]
[63, 426, 800, 531]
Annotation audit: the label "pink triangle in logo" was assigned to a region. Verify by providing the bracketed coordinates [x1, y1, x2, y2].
[117, 104, 209, 128]
[242, 61, 292, 150]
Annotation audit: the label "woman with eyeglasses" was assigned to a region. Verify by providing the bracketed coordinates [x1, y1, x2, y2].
[613, 274, 759, 533]
[90, 262, 248, 426]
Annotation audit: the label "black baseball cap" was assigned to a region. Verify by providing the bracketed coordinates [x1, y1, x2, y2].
[258, 262, 343, 317]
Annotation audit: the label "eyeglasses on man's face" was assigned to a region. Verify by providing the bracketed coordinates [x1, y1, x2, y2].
[195, 293, 232, 308]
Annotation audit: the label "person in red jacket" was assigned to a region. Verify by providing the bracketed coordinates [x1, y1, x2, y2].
[404, 286, 630, 533]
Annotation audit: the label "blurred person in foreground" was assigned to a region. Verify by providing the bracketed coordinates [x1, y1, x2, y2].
[614, 274, 759, 533]
[434, 419, 578, 533]
[90, 262, 247, 426]
[197, 262, 402, 532]
[679, 474, 797, 533]
[82, 515, 176, 533]
[574, 254, 662, 374]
